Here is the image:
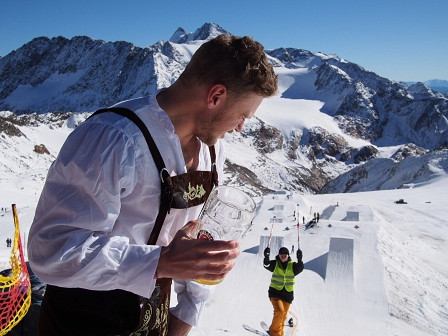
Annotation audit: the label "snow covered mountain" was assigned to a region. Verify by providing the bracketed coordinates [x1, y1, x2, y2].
[406, 79, 448, 95]
[0, 23, 447, 195]
[321, 149, 448, 193]
[0, 23, 227, 114]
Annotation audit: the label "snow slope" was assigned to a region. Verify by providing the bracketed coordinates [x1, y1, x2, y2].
[187, 178, 448, 336]
[1, 176, 448, 335]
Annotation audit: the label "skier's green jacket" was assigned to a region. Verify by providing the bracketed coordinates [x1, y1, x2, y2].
[263, 251, 303, 303]
[270, 260, 296, 291]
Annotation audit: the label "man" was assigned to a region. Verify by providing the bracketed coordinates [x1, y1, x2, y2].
[263, 246, 304, 336]
[28, 34, 278, 336]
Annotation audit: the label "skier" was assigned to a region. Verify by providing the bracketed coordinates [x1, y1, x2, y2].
[317, 212, 320, 223]
[263, 246, 304, 336]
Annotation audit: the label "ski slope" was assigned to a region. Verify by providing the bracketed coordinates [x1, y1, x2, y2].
[188, 181, 448, 335]
[1, 172, 448, 336]
[190, 192, 388, 335]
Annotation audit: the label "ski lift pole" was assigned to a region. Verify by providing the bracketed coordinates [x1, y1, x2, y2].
[267, 216, 276, 248]
[296, 204, 300, 249]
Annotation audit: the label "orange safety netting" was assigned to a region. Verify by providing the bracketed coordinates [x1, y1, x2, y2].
[0, 204, 31, 335]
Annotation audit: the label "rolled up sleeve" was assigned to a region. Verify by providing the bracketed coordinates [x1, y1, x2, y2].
[170, 280, 215, 327]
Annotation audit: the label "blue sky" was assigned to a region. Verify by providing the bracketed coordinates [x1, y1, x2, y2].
[1, 0, 447, 82]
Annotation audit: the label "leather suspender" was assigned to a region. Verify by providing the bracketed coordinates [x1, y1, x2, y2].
[89, 107, 218, 244]
[90, 107, 172, 245]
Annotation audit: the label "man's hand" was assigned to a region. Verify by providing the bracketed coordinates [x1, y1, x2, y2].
[157, 221, 240, 283]
[263, 247, 270, 259]
[296, 249, 303, 261]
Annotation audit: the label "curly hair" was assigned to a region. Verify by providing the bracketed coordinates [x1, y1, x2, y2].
[179, 34, 278, 98]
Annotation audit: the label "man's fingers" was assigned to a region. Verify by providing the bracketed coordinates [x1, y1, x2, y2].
[199, 245, 241, 263]
[193, 239, 240, 253]
[158, 221, 241, 280]
[194, 260, 236, 281]
[207, 259, 236, 274]
[179, 220, 199, 237]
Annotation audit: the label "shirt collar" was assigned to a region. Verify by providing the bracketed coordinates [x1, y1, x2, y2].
[147, 89, 175, 133]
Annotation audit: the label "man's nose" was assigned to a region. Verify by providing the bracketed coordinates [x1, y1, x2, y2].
[235, 119, 245, 132]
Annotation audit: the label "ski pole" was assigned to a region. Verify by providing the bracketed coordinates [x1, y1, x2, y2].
[267, 217, 275, 248]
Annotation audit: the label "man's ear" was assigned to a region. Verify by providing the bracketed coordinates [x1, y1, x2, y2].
[206, 84, 227, 109]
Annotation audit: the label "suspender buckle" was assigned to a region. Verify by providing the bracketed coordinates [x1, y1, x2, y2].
[160, 168, 169, 183]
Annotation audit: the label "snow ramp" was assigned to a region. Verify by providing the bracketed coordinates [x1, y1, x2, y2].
[325, 237, 354, 287]
[258, 235, 284, 260]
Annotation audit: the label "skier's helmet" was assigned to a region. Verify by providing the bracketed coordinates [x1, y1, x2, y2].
[279, 247, 289, 255]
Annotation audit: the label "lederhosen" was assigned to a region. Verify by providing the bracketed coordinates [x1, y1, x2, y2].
[38, 107, 219, 336]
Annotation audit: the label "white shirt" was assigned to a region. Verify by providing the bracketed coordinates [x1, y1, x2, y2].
[27, 93, 225, 326]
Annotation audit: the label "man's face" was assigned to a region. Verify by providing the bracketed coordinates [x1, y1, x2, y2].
[199, 92, 264, 146]
[279, 253, 289, 262]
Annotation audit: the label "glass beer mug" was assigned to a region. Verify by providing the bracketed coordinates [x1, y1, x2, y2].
[194, 186, 256, 285]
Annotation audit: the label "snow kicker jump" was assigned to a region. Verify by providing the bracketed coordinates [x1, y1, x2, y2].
[258, 235, 284, 260]
[325, 237, 354, 287]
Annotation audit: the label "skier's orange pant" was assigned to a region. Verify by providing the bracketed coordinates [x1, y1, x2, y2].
[269, 297, 290, 336]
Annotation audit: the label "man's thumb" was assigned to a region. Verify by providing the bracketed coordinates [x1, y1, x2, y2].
[182, 220, 199, 237]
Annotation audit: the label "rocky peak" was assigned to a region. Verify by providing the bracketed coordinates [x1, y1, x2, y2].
[241, 117, 283, 154]
[408, 82, 444, 100]
[191, 23, 228, 41]
[305, 126, 349, 160]
[169, 27, 188, 43]
[392, 143, 428, 162]
[170, 23, 229, 44]
[266, 48, 317, 68]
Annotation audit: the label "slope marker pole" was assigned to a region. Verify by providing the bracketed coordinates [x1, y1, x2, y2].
[267, 217, 276, 248]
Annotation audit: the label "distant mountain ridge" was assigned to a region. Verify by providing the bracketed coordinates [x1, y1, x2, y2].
[405, 79, 448, 95]
[1, 23, 447, 195]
